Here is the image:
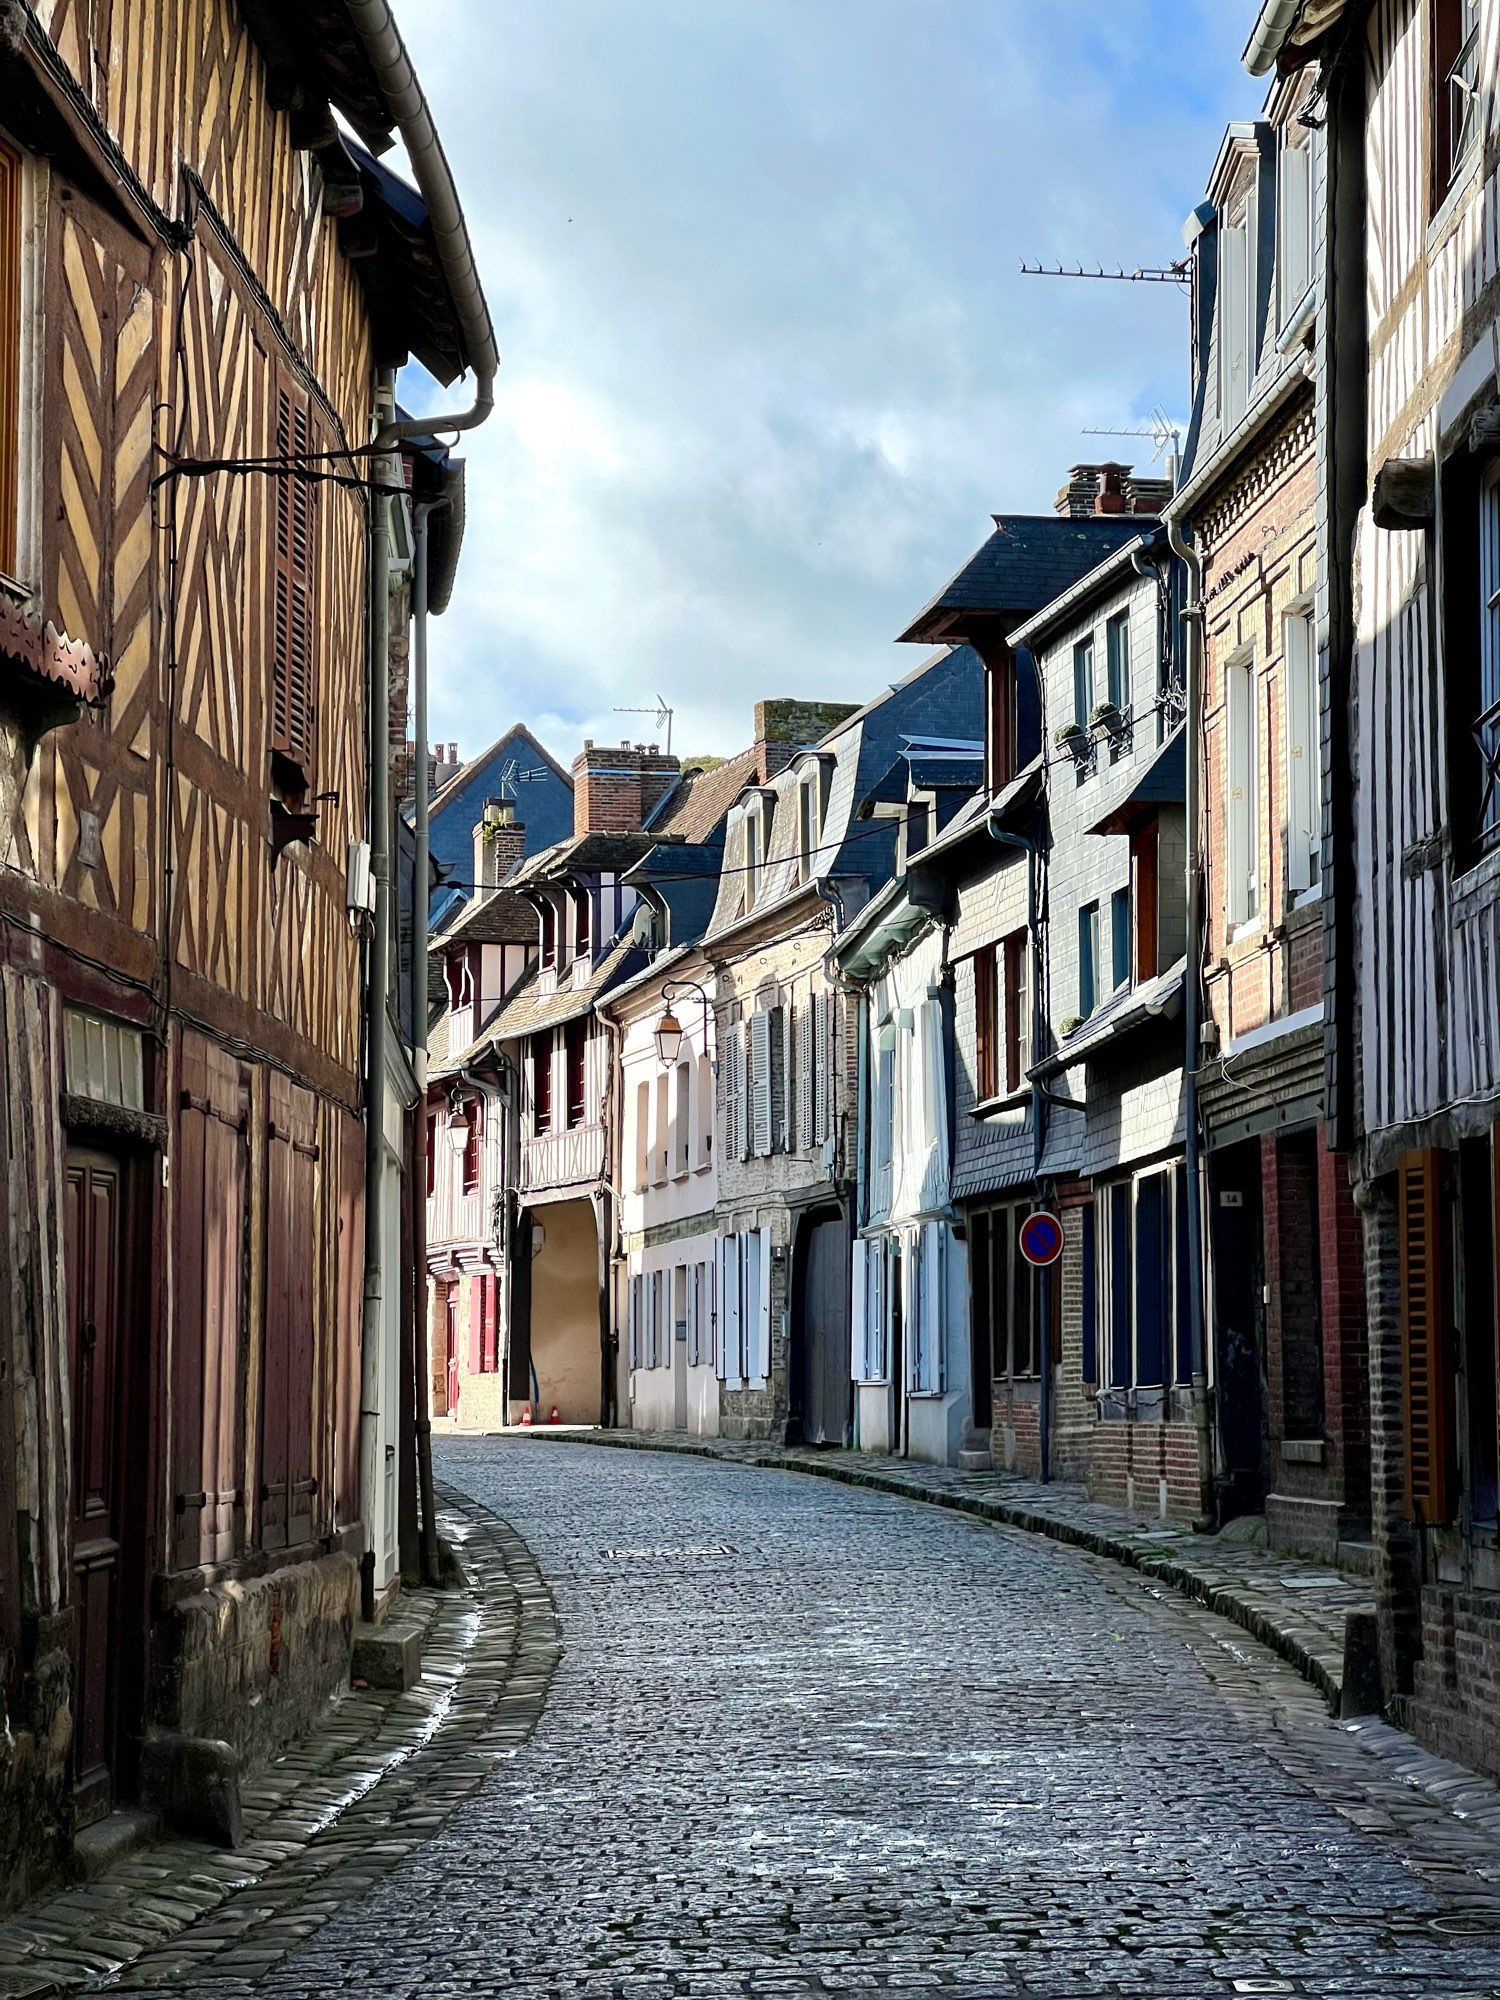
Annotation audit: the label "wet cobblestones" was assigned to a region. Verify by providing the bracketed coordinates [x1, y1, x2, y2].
[120, 1439, 1500, 1998]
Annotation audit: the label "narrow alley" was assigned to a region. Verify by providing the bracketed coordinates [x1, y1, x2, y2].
[94, 1442, 1500, 1999]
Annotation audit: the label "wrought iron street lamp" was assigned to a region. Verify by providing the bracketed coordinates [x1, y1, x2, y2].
[653, 980, 713, 1069]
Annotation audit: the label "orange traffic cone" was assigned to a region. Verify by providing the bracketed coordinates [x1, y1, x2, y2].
[519, 1406, 533, 1427]
[549, 1404, 561, 1424]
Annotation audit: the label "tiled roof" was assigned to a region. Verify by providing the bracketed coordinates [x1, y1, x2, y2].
[647, 744, 764, 844]
[434, 885, 536, 948]
[484, 936, 642, 1043]
[511, 831, 678, 887]
[898, 515, 1159, 645]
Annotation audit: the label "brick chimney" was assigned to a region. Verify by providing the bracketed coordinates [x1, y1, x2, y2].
[1055, 461, 1162, 519]
[473, 799, 526, 891]
[753, 698, 860, 780]
[571, 742, 680, 837]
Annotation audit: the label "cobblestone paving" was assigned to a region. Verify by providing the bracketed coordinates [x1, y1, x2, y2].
[120, 1437, 1500, 2000]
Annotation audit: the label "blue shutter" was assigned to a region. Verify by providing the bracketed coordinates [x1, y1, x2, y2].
[1109, 1184, 1132, 1388]
[1080, 1203, 1097, 1385]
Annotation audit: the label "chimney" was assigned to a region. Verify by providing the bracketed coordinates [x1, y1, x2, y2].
[1055, 461, 1141, 519]
[753, 698, 860, 780]
[474, 798, 526, 892]
[571, 742, 680, 837]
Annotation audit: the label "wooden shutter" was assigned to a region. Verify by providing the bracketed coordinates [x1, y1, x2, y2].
[797, 999, 814, 1151]
[779, 1001, 794, 1152]
[812, 994, 830, 1143]
[270, 379, 317, 777]
[975, 949, 997, 1101]
[334, 1109, 364, 1529]
[173, 1035, 249, 1568]
[749, 1010, 772, 1157]
[262, 1074, 319, 1550]
[1401, 1149, 1455, 1523]
[0, 140, 20, 577]
[467, 1274, 484, 1375]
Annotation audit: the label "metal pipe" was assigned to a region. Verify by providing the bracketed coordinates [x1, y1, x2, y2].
[360, 367, 397, 1623]
[342, 0, 498, 445]
[1163, 507, 1212, 1508]
[410, 500, 441, 1584]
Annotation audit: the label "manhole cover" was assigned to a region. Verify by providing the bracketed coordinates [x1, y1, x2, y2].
[1431, 1911, 1500, 1939]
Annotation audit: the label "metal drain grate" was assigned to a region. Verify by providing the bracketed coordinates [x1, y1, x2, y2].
[603, 1543, 741, 1560]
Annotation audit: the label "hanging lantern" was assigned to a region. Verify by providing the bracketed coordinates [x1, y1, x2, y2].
[653, 1006, 683, 1067]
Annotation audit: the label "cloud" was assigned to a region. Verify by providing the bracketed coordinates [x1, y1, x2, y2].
[397, 0, 1259, 764]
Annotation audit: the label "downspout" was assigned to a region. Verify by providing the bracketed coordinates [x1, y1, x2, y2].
[360, 366, 397, 1623]
[599, 1008, 625, 1429]
[988, 815, 1051, 1482]
[343, 0, 498, 448]
[1163, 509, 1213, 1510]
[410, 499, 445, 1585]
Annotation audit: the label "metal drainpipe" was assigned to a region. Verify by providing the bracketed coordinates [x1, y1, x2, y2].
[410, 499, 445, 1584]
[600, 1007, 626, 1430]
[1164, 509, 1213, 1508]
[360, 367, 397, 1624]
[987, 815, 1050, 1482]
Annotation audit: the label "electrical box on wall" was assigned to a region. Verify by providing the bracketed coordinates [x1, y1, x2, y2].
[346, 840, 376, 916]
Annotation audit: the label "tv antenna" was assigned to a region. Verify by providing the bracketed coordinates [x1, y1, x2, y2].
[1019, 257, 1190, 290]
[1083, 407, 1185, 475]
[614, 694, 674, 757]
[496, 757, 546, 801]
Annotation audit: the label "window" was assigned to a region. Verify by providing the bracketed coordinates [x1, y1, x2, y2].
[973, 1201, 1040, 1380]
[1219, 178, 1258, 432]
[1002, 930, 1029, 1094]
[1131, 823, 1159, 982]
[653, 1072, 670, 1184]
[573, 889, 592, 961]
[974, 946, 999, 1101]
[1478, 463, 1500, 849]
[1106, 611, 1131, 714]
[1080, 1202, 1098, 1384]
[1073, 637, 1095, 730]
[1078, 901, 1100, 1019]
[695, 1052, 713, 1169]
[1100, 1167, 1188, 1396]
[1278, 1131, 1325, 1440]
[270, 379, 318, 784]
[461, 1097, 482, 1194]
[673, 1060, 691, 1178]
[1432, 0, 1481, 214]
[1279, 117, 1314, 319]
[1224, 652, 1260, 926]
[745, 804, 765, 903]
[1284, 607, 1320, 894]
[0, 139, 20, 577]
[532, 1033, 552, 1135]
[564, 1016, 587, 1129]
[906, 796, 931, 856]
[1111, 886, 1131, 993]
[634, 1078, 650, 1191]
[796, 772, 820, 884]
[539, 899, 557, 968]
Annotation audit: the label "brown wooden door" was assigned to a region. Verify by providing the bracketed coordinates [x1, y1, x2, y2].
[64, 1148, 127, 1825]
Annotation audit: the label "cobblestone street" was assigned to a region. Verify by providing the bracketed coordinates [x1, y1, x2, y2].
[117, 1440, 1500, 1998]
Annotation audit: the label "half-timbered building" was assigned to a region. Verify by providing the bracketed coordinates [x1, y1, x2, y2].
[0, 0, 487, 1892]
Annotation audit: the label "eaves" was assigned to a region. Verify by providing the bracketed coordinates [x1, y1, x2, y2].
[1167, 354, 1314, 525]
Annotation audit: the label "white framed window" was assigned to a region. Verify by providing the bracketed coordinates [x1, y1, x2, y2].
[796, 770, 820, 885]
[1073, 637, 1095, 729]
[1225, 649, 1261, 926]
[1278, 117, 1314, 322]
[1077, 901, 1100, 1019]
[906, 1221, 945, 1396]
[1219, 175, 1258, 431]
[694, 1051, 713, 1169]
[1099, 1166, 1188, 1394]
[1106, 611, 1131, 713]
[745, 801, 766, 903]
[1284, 606, 1320, 895]
[673, 1059, 692, 1178]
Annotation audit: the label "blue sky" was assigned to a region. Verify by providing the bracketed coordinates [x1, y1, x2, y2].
[399, 2, 1262, 766]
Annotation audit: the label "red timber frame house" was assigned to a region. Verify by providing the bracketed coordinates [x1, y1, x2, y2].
[0, 0, 491, 1900]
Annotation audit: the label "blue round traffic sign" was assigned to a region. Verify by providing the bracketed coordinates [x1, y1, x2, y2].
[1018, 1210, 1064, 1268]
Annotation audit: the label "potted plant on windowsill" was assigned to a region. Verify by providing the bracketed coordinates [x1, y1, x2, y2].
[1053, 720, 1089, 761]
[1089, 699, 1127, 737]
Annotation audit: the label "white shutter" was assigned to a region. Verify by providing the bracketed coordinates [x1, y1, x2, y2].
[734, 1022, 749, 1161]
[751, 1229, 771, 1383]
[797, 999, 814, 1152]
[872, 1240, 887, 1381]
[628, 1275, 640, 1371]
[750, 1010, 772, 1157]
[1220, 218, 1248, 429]
[719, 1236, 742, 1382]
[906, 1228, 923, 1394]
[782, 1000, 797, 1152]
[919, 1222, 945, 1394]
[770, 1004, 788, 1152]
[704, 1258, 717, 1370]
[812, 992, 830, 1144]
[851, 1237, 872, 1384]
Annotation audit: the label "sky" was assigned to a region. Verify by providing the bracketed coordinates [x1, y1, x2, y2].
[397, 2, 1263, 769]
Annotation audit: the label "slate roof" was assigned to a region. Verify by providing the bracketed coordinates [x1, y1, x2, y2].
[483, 937, 643, 1043]
[510, 831, 680, 887]
[646, 745, 764, 844]
[430, 724, 573, 815]
[1085, 727, 1187, 838]
[898, 515, 1160, 646]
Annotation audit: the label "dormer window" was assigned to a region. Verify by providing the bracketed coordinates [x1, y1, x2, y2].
[745, 801, 765, 902]
[539, 898, 557, 968]
[906, 796, 931, 857]
[1219, 161, 1259, 430]
[573, 887, 592, 962]
[796, 771, 819, 884]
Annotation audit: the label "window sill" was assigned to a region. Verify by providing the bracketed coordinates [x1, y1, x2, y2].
[970, 1087, 1030, 1120]
[1451, 838, 1500, 916]
[1281, 1437, 1325, 1466]
[1285, 886, 1321, 922]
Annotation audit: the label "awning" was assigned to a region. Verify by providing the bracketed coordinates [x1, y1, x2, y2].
[1085, 726, 1185, 838]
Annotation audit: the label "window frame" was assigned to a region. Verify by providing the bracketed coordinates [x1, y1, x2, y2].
[461, 1097, 483, 1196]
[1073, 636, 1096, 730]
[564, 1016, 588, 1130]
[1277, 112, 1314, 326]
[1105, 610, 1131, 715]
[973, 947, 999, 1101]
[1001, 930, 1029, 1096]
[1077, 900, 1100, 1019]
[1431, 0, 1482, 218]
[1218, 170, 1258, 433]
[1284, 603, 1321, 897]
[1224, 647, 1261, 930]
[532, 1032, 553, 1136]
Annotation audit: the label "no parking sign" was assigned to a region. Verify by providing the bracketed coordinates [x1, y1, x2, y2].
[1018, 1209, 1064, 1268]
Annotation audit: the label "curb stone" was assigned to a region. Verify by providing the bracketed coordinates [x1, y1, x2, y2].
[514, 1428, 1375, 1715]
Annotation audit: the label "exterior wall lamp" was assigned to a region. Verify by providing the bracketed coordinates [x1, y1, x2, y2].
[654, 979, 712, 1067]
[445, 1086, 470, 1153]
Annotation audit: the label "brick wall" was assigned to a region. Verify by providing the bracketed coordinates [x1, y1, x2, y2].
[1415, 1586, 1500, 1783]
[1088, 1417, 1208, 1523]
[571, 741, 680, 836]
[1360, 1174, 1423, 1702]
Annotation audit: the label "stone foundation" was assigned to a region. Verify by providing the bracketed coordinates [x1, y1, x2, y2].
[1414, 1584, 1500, 1783]
[0, 1620, 74, 1913]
